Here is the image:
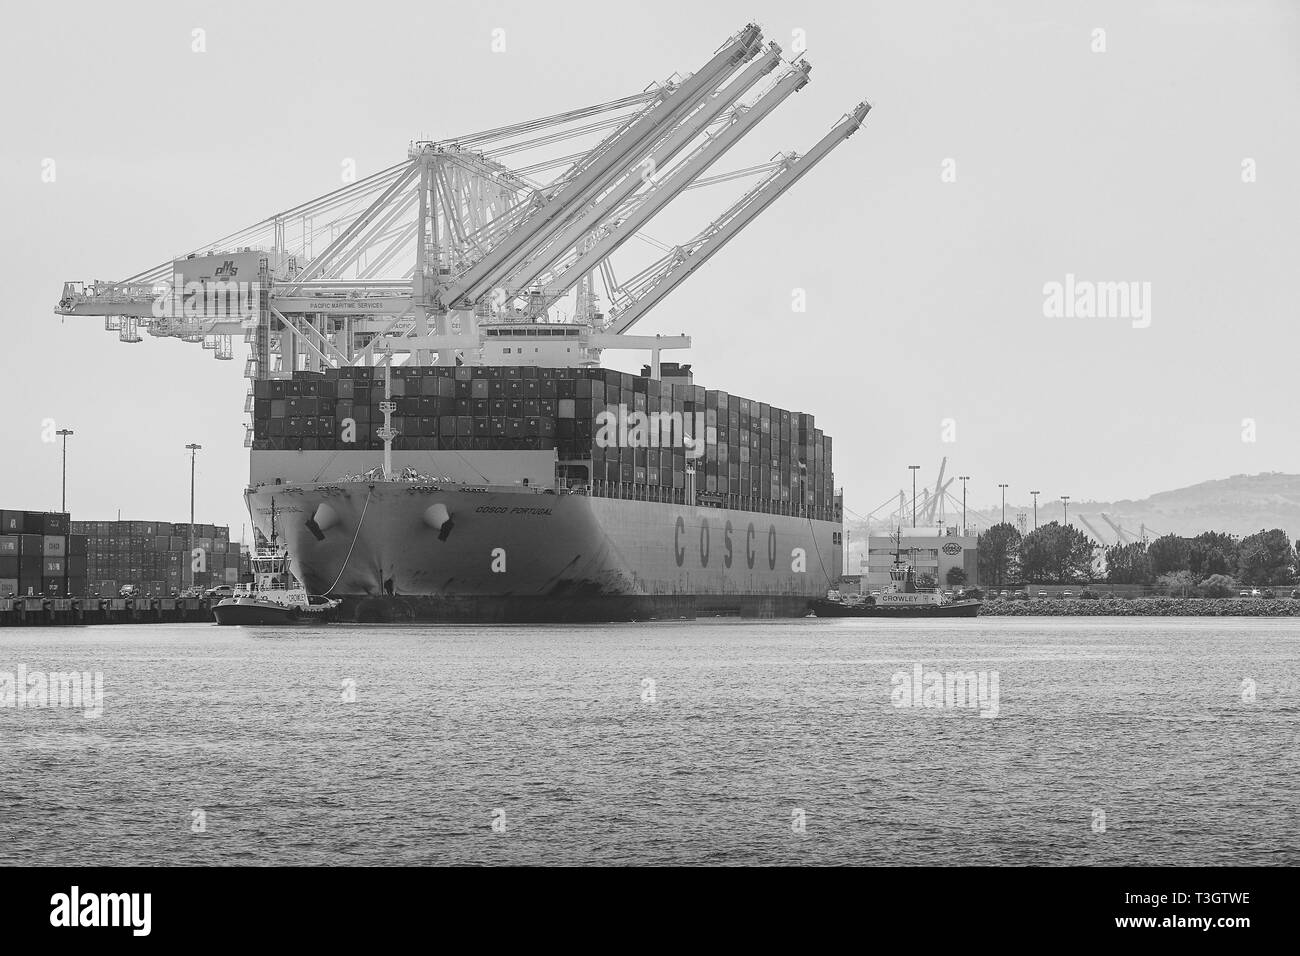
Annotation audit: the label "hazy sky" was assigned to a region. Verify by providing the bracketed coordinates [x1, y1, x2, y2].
[1, 0, 1296, 536]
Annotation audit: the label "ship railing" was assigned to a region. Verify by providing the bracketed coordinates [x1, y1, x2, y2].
[248, 479, 555, 494]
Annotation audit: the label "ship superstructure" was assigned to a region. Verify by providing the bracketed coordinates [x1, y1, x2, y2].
[54, 23, 869, 621]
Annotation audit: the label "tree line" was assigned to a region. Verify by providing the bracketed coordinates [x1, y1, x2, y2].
[976, 523, 1298, 590]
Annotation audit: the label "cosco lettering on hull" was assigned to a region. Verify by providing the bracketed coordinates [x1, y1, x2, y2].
[675, 517, 779, 571]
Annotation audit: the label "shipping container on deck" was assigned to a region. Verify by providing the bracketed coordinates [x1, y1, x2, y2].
[42, 513, 70, 534]
[252, 364, 833, 513]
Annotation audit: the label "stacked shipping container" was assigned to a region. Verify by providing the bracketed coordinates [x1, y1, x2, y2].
[250, 366, 836, 521]
[0, 510, 86, 597]
[67, 520, 246, 596]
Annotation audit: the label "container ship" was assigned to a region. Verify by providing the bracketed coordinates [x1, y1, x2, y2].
[247, 360, 841, 621]
[53, 23, 868, 621]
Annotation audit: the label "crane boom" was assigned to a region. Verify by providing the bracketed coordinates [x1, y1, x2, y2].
[1099, 513, 1134, 544]
[1077, 515, 1108, 546]
[441, 24, 764, 309]
[607, 100, 871, 334]
[499, 42, 787, 296]
[528, 61, 813, 313]
[924, 458, 948, 523]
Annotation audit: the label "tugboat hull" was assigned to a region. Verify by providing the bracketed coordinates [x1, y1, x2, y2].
[212, 598, 323, 626]
[809, 599, 982, 618]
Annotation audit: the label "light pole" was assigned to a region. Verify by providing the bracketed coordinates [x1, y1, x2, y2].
[1031, 490, 1040, 530]
[959, 475, 970, 535]
[56, 428, 74, 513]
[998, 483, 1008, 525]
[186, 444, 202, 591]
[908, 465, 920, 528]
[1061, 495, 1070, 528]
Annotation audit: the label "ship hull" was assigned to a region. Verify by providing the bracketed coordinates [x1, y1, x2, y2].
[212, 599, 303, 626]
[246, 481, 842, 623]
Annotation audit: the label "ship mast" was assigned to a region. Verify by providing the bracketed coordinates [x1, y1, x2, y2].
[376, 353, 396, 480]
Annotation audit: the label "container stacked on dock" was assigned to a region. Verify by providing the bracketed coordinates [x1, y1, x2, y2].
[0, 509, 86, 598]
[68, 520, 246, 596]
[250, 364, 834, 521]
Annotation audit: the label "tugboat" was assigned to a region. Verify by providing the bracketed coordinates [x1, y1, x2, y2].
[809, 530, 982, 618]
[212, 502, 341, 626]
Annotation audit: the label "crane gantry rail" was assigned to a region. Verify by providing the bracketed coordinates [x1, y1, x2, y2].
[55, 21, 871, 400]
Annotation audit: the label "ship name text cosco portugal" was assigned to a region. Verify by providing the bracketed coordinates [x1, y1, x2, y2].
[675, 516, 785, 570]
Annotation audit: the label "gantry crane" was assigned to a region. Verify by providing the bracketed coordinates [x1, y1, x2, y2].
[54, 20, 872, 451]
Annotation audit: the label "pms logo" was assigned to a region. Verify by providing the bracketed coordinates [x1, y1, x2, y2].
[214, 260, 238, 277]
[942, 542, 963, 556]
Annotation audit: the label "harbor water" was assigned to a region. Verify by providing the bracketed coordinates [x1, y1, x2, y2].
[1, 618, 1296, 866]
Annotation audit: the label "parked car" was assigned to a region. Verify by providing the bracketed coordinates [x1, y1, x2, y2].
[204, 585, 236, 600]
[118, 584, 139, 598]
[1037, 590, 1049, 598]
[1012, 591, 1029, 601]
[998, 590, 1009, 598]
[1250, 588, 1261, 597]
[1061, 590, 1073, 599]
[1239, 589, 1251, 597]
[1261, 588, 1276, 599]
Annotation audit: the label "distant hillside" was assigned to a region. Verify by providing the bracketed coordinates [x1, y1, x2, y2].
[1070, 473, 1300, 541]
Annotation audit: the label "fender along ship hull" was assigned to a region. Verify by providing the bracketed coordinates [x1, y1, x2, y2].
[246, 480, 842, 623]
